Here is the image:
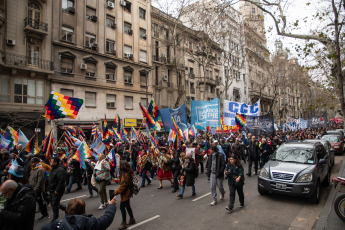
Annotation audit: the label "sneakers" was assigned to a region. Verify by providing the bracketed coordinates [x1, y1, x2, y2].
[118, 222, 128, 230]
[225, 206, 233, 212]
[192, 193, 196, 197]
[87, 195, 93, 198]
[38, 215, 50, 221]
[239, 204, 244, 208]
[127, 218, 136, 225]
[210, 201, 217, 206]
[98, 204, 106, 210]
[177, 194, 183, 199]
[220, 193, 225, 200]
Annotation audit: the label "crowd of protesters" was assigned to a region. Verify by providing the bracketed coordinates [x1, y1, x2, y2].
[0, 122, 342, 230]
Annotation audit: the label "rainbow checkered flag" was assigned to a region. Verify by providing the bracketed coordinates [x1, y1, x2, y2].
[4, 125, 18, 148]
[44, 91, 83, 120]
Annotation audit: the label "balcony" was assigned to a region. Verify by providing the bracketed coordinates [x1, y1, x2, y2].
[190, 88, 195, 94]
[199, 77, 217, 86]
[166, 58, 176, 67]
[152, 54, 161, 63]
[24, 17, 48, 36]
[189, 73, 195, 79]
[2, 52, 53, 72]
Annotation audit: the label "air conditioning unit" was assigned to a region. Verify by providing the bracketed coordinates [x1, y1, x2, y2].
[80, 63, 87, 70]
[111, 23, 116, 29]
[90, 15, 98, 22]
[67, 7, 75, 14]
[124, 78, 132, 84]
[128, 29, 133, 35]
[92, 43, 98, 49]
[6, 39, 15, 46]
[129, 54, 134, 59]
[124, 53, 129, 58]
[107, 1, 115, 8]
[163, 76, 168, 81]
[120, 0, 126, 7]
[143, 34, 147, 40]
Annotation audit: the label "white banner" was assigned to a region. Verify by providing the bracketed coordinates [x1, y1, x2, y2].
[223, 100, 260, 126]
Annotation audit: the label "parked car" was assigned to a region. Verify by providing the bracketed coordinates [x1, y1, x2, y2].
[335, 129, 344, 135]
[326, 131, 344, 141]
[304, 139, 335, 167]
[321, 135, 344, 155]
[258, 142, 331, 204]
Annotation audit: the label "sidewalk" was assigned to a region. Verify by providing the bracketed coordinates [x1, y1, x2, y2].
[314, 156, 345, 230]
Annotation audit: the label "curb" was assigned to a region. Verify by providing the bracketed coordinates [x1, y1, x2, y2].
[314, 156, 345, 230]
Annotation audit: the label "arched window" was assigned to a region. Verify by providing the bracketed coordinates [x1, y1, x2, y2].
[27, 3, 40, 29]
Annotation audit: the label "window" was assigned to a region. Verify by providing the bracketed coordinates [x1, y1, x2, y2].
[85, 33, 96, 47]
[124, 22, 132, 34]
[124, 45, 132, 55]
[124, 96, 133, 109]
[139, 28, 147, 40]
[14, 78, 44, 104]
[252, 7, 256, 14]
[85, 62, 96, 78]
[139, 7, 146, 19]
[106, 15, 115, 27]
[61, 26, 74, 43]
[106, 40, 115, 53]
[0, 76, 10, 102]
[243, 74, 246, 83]
[86, 7, 96, 20]
[139, 50, 147, 63]
[140, 72, 146, 86]
[140, 97, 147, 107]
[27, 3, 40, 29]
[85, 92, 96, 107]
[153, 23, 159, 37]
[60, 89, 74, 97]
[60, 57, 73, 74]
[106, 67, 116, 81]
[62, 0, 74, 10]
[124, 71, 132, 84]
[26, 40, 40, 67]
[124, 1, 131, 13]
[106, 94, 116, 108]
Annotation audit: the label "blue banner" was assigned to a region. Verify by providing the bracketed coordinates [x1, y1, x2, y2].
[223, 100, 260, 126]
[160, 104, 188, 132]
[191, 98, 220, 130]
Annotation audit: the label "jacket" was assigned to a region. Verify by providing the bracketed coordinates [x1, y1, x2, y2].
[170, 157, 181, 172]
[206, 152, 226, 179]
[182, 157, 196, 186]
[94, 160, 111, 181]
[114, 172, 132, 202]
[248, 140, 260, 159]
[225, 164, 244, 186]
[260, 143, 272, 160]
[48, 163, 66, 194]
[41, 205, 116, 230]
[29, 165, 46, 193]
[232, 143, 244, 156]
[0, 185, 36, 230]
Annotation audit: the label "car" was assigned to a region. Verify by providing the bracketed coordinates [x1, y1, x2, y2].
[258, 142, 331, 204]
[304, 139, 335, 167]
[335, 129, 344, 135]
[325, 131, 344, 141]
[321, 135, 344, 155]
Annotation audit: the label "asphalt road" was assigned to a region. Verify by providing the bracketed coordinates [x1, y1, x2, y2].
[34, 156, 343, 230]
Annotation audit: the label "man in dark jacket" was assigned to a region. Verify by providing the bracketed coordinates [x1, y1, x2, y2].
[206, 146, 226, 206]
[49, 157, 67, 220]
[130, 143, 139, 171]
[260, 138, 272, 168]
[247, 136, 260, 176]
[0, 180, 36, 230]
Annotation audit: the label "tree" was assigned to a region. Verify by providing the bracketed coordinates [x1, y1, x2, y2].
[222, 0, 344, 121]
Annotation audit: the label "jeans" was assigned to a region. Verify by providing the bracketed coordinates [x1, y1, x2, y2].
[248, 156, 258, 175]
[141, 169, 151, 187]
[120, 199, 134, 223]
[99, 180, 108, 204]
[67, 173, 82, 191]
[210, 173, 225, 202]
[131, 160, 137, 171]
[150, 168, 155, 179]
[228, 183, 244, 209]
[36, 191, 48, 217]
[87, 176, 98, 195]
[50, 193, 64, 219]
[199, 161, 204, 173]
[172, 169, 180, 191]
[180, 184, 195, 196]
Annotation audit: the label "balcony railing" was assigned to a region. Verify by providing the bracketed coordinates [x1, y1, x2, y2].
[3, 52, 53, 71]
[24, 17, 48, 34]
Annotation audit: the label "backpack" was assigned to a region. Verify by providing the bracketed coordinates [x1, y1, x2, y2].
[132, 174, 140, 195]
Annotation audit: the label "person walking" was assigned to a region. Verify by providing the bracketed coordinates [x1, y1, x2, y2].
[84, 156, 99, 198]
[41, 197, 117, 230]
[140, 151, 152, 188]
[170, 149, 181, 193]
[225, 154, 245, 213]
[259, 138, 272, 168]
[65, 149, 82, 194]
[0, 180, 36, 230]
[94, 154, 111, 210]
[114, 160, 136, 230]
[177, 151, 196, 199]
[246, 136, 260, 176]
[206, 146, 226, 206]
[29, 157, 49, 220]
[48, 157, 67, 220]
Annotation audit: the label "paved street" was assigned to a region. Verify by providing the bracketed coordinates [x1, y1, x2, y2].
[34, 156, 343, 230]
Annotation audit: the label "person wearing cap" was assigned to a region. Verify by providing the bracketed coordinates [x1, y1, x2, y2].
[84, 156, 98, 198]
[157, 147, 173, 189]
[29, 157, 49, 220]
[206, 146, 226, 206]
